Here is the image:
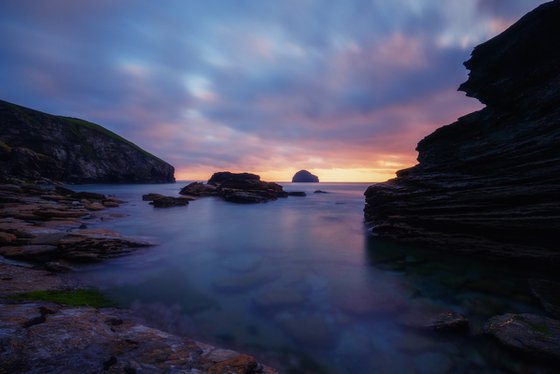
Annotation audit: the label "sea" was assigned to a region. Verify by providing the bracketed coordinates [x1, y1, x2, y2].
[68, 182, 551, 373]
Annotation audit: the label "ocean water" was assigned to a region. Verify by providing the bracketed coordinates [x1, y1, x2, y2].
[70, 182, 550, 373]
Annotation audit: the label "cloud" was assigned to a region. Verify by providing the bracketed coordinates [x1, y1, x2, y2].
[0, 0, 547, 181]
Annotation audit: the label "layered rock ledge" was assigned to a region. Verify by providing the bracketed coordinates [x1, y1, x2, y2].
[364, 1, 560, 264]
[0, 183, 276, 373]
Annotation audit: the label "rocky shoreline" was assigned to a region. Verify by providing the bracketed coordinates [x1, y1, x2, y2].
[0, 182, 276, 373]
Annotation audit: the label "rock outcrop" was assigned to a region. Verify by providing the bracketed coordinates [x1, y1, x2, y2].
[0, 100, 175, 183]
[485, 313, 560, 360]
[364, 1, 560, 264]
[292, 170, 319, 183]
[142, 193, 192, 208]
[180, 172, 288, 203]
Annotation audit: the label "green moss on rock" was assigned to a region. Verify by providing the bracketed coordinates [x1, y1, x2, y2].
[9, 289, 116, 308]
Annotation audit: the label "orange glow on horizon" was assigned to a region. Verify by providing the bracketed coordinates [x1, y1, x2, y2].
[175, 165, 414, 183]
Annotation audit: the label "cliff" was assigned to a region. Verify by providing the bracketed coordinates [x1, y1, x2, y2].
[0, 100, 175, 183]
[292, 170, 319, 183]
[364, 1, 560, 264]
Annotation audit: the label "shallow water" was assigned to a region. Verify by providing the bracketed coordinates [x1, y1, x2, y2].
[70, 182, 552, 373]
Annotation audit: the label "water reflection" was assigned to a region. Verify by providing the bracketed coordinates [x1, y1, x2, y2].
[69, 183, 555, 373]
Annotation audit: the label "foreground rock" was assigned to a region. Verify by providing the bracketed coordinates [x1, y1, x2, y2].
[364, 1, 560, 263]
[0, 263, 276, 374]
[292, 170, 319, 183]
[485, 313, 560, 360]
[180, 172, 288, 204]
[0, 99, 175, 183]
[0, 184, 152, 265]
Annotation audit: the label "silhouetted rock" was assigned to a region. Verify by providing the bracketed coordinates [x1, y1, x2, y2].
[143, 193, 191, 208]
[287, 191, 306, 197]
[0, 100, 174, 183]
[314, 190, 328, 194]
[485, 313, 560, 360]
[179, 182, 217, 196]
[179, 172, 288, 204]
[364, 1, 560, 264]
[292, 170, 319, 183]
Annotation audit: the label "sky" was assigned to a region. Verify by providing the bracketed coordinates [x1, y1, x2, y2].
[0, 0, 547, 182]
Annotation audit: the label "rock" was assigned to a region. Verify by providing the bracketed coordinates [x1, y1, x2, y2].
[484, 313, 560, 360]
[0, 231, 17, 244]
[279, 315, 332, 348]
[179, 181, 217, 196]
[427, 311, 469, 332]
[0, 301, 276, 373]
[314, 190, 328, 194]
[181, 172, 288, 204]
[292, 170, 319, 183]
[530, 279, 560, 319]
[0, 245, 59, 262]
[0, 99, 174, 183]
[287, 191, 306, 197]
[149, 196, 190, 208]
[143, 193, 191, 208]
[364, 1, 560, 263]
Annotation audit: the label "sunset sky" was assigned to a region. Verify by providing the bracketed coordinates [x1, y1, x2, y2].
[0, 0, 546, 182]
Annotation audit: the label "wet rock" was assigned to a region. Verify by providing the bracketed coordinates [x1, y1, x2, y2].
[287, 191, 306, 197]
[0, 231, 17, 244]
[179, 182, 217, 196]
[530, 279, 560, 319]
[279, 315, 332, 348]
[143, 193, 192, 207]
[484, 313, 560, 360]
[0, 245, 59, 262]
[292, 170, 319, 183]
[364, 1, 560, 263]
[314, 190, 328, 194]
[0, 302, 276, 373]
[428, 311, 469, 332]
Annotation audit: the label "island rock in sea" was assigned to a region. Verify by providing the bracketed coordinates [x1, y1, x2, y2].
[292, 170, 319, 183]
[180, 171, 288, 203]
[364, 1, 560, 264]
[0, 100, 175, 183]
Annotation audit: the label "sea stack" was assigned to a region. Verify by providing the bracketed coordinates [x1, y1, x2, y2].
[292, 170, 319, 183]
[0, 100, 175, 183]
[364, 1, 560, 264]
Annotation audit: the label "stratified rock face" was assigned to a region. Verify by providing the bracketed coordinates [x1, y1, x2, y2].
[292, 170, 319, 183]
[364, 1, 560, 263]
[0, 100, 175, 183]
[180, 172, 288, 203]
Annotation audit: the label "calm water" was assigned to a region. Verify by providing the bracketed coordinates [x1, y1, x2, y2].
[70, 182, 551, 373]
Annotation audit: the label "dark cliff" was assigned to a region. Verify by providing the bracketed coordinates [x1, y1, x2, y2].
[0, 100, 175, 183]
[364, 1, 560, 263]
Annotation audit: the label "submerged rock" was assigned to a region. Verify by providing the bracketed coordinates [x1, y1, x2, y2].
[287, 191, 307, 197]
[292, 170, 319, 183]
[484, 313, 560, 360]
[364, 1, 560, 263]
[530, 279, 560, 319]
[0, 100, 175, 183]
[179, 172, 288, 204]
[428, 311, 469, 332]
